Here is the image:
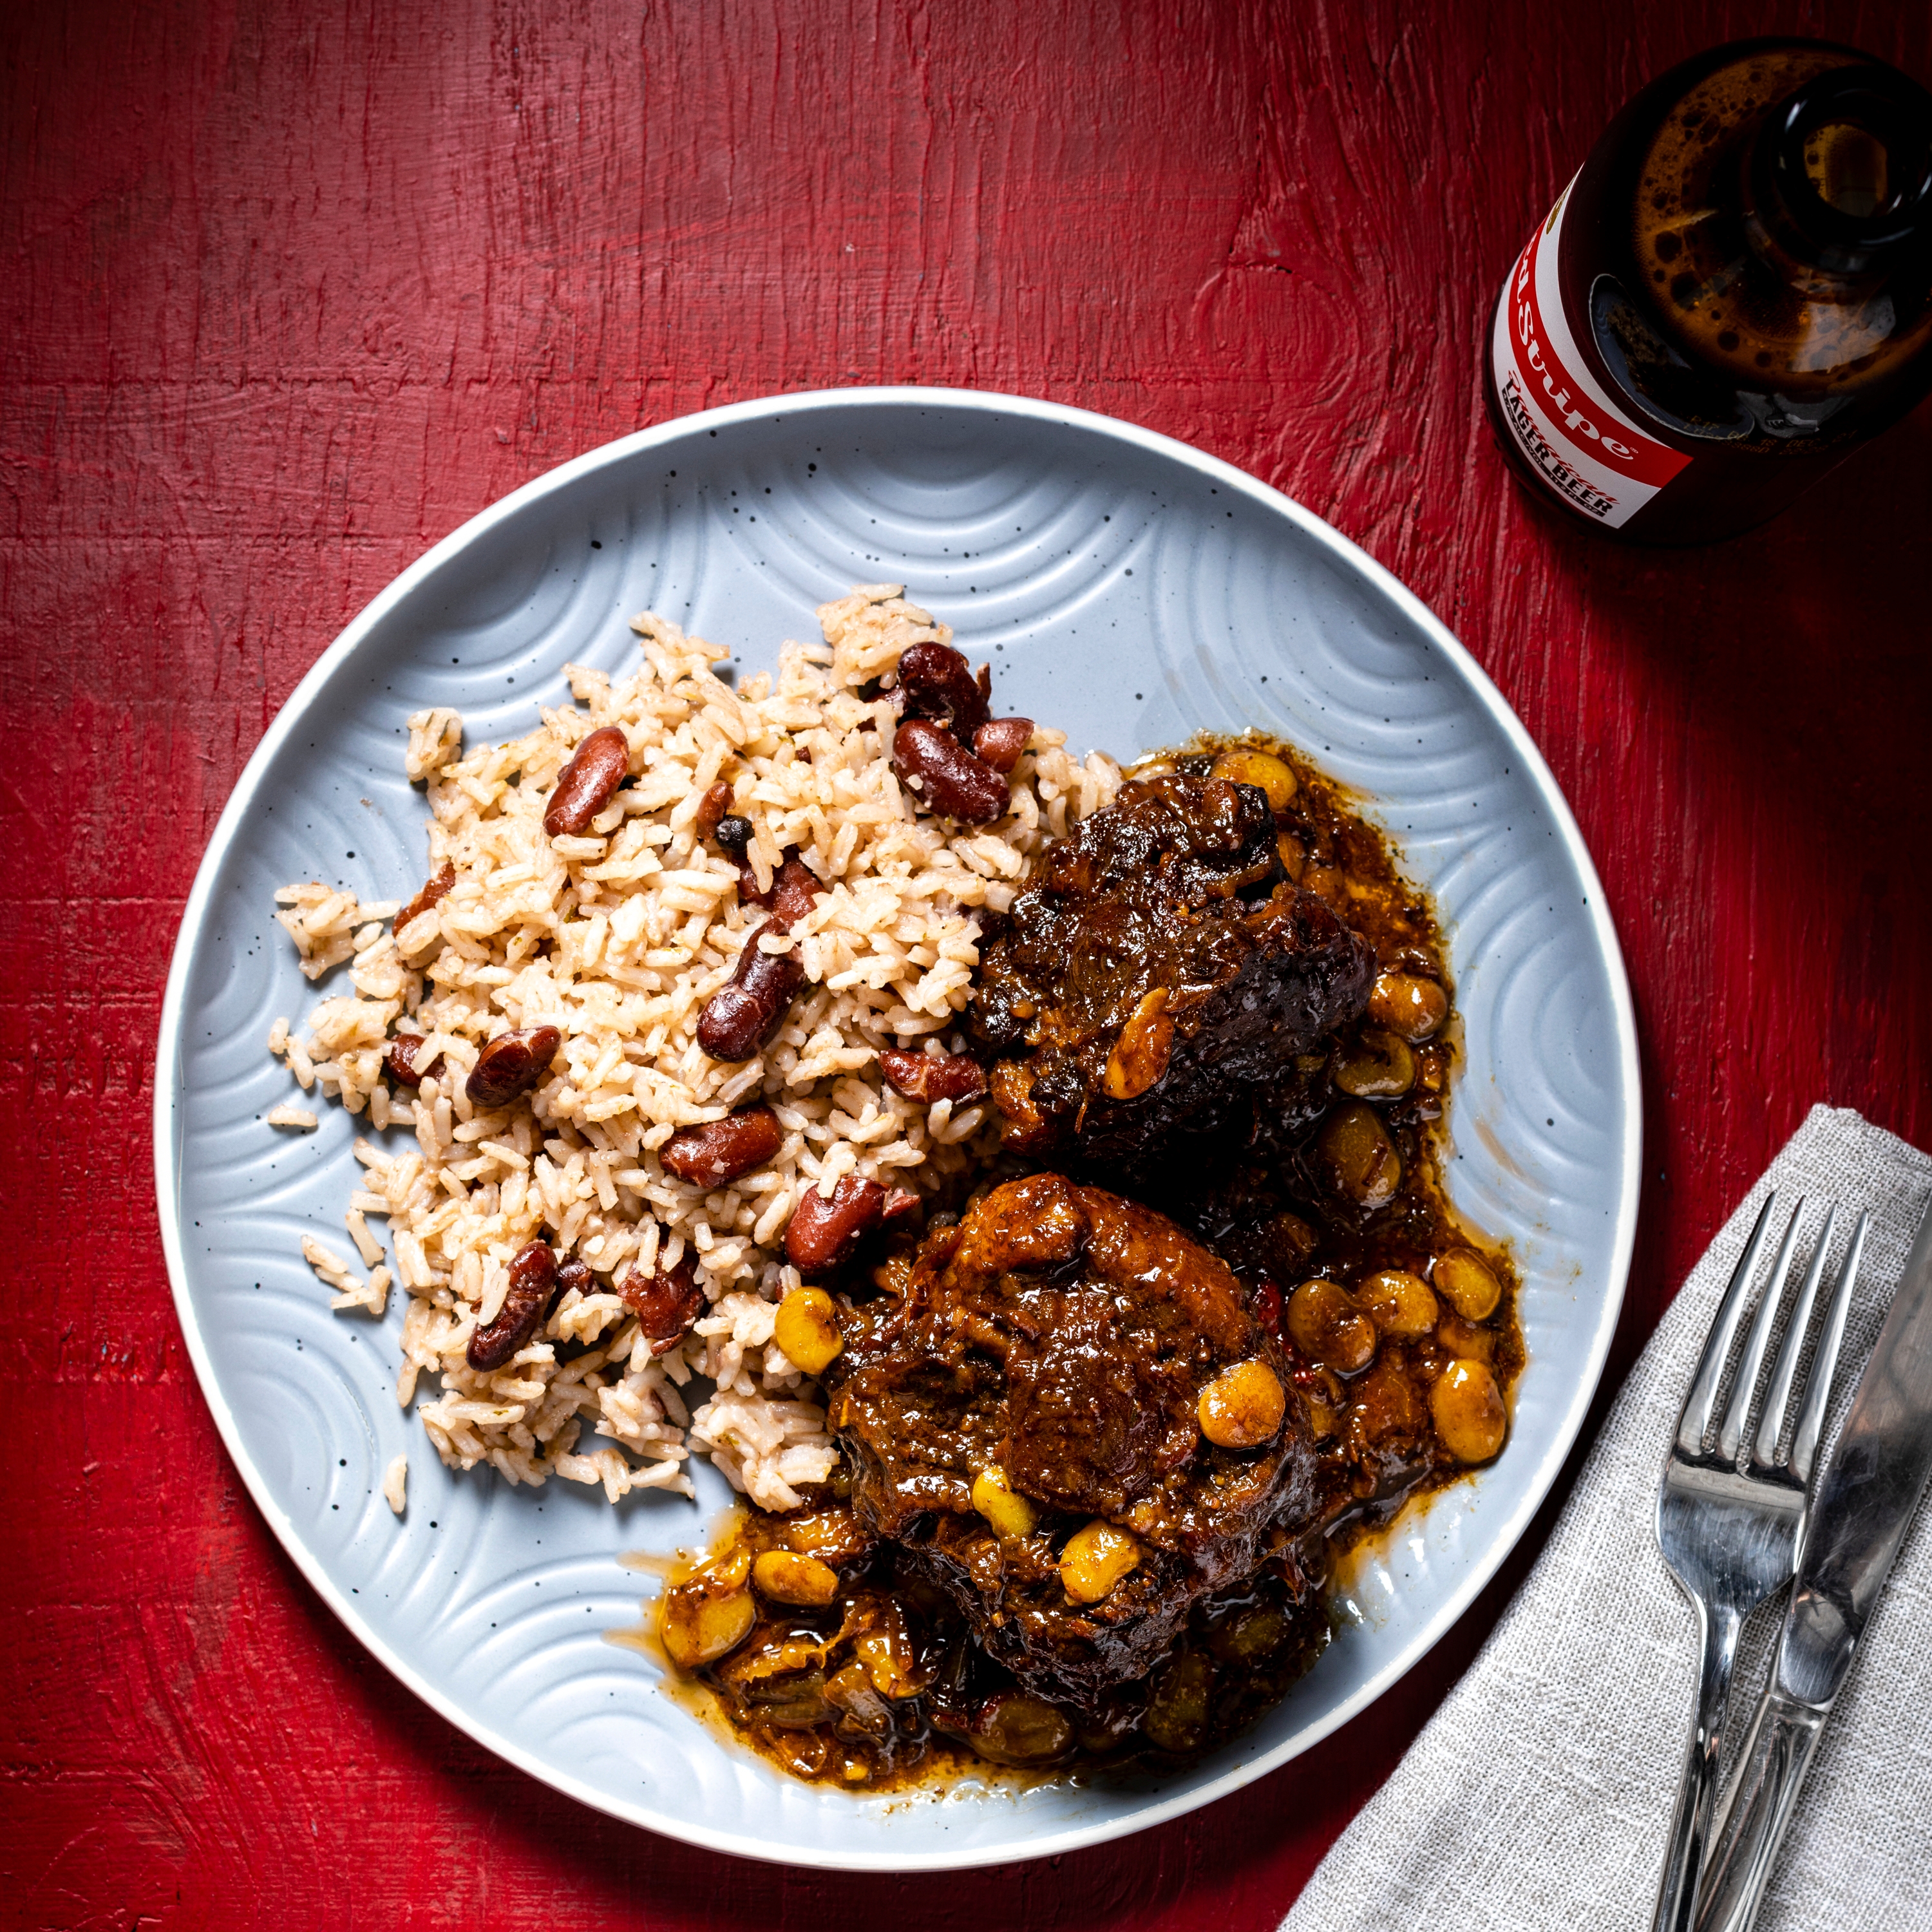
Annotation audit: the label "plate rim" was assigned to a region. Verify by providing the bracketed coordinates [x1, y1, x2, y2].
[153, 382, 1642, 1872]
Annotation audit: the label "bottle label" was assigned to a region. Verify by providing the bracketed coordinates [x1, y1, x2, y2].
[1490, 176, 1692, 526]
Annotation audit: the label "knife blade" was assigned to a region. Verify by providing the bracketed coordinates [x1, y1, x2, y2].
[1777, 1191, 1932, 1707]
[1695, 1191, 1932, 1932]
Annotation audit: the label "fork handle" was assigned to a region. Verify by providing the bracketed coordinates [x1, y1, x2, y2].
[1651, 1602, 1745, 1932]
[1692, 1686, 1831, 1932]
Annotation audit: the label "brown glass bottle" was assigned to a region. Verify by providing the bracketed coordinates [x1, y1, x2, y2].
[1482, 39, 1932, 544]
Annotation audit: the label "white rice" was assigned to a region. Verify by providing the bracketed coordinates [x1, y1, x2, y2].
[270, 586, 1121, 1512]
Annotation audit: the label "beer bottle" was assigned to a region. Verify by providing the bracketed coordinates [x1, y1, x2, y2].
[1483, 39, 1932, 544]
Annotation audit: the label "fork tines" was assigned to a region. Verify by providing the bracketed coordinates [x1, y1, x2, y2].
[1672, 1193, 1870, 1483]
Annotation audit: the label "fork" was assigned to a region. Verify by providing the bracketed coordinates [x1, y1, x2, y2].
[1649, 1193, 1864, 1932]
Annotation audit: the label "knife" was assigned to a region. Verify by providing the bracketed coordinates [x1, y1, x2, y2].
[1695, 1193, 1932, 1932]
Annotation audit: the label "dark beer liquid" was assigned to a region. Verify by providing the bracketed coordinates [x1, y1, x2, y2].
[1484, 39, 1932, 544]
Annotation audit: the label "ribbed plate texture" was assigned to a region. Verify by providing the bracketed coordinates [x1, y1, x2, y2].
[158, 390, 1637, 1870]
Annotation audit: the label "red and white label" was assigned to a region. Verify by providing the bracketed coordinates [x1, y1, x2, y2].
[1490, 176, 1691, 527]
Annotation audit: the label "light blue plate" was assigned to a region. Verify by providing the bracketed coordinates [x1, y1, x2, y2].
[155, 388, 1639, 1870]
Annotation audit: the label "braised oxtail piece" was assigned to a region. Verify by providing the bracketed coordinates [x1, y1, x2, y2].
[822, 1173, 1318, 1703]
[974, 770, 1374, 1173]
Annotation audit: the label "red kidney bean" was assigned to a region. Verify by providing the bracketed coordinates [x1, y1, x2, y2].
[731, 840, 820, 915]
[696, 938, 801, 1060]
[893, 721, 1011, 824]
[697, 859, 824, 1060]
[618, 1247, 705, 1350]
[784, 1175, 886, 1273]
[696, 779, 734, 837]
[880, 1187, 922, 1226]
[895, 640, 990, 738]
[466, 1025, 562, 1108]
[878, 1048, 987, 1105]
[395, 860, 455, 934]
[550, 1255, 591, 1317]
[543, 725, 630, 838]
[661, 1106, 785, 1185]
[466, 1240, 557, 1371]
[767, 857, 824, 929]
[385, 1032, 443, 1087]
[971, 716, 1033, 774]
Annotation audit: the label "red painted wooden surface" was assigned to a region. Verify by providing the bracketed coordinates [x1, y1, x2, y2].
[6, 1, 1929, 1924]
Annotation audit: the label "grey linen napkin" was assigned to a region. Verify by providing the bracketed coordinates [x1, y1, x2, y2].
[1283, 1104, 1932, 1932]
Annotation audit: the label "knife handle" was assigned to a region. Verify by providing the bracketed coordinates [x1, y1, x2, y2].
[1694, 1684, 1832, 1932]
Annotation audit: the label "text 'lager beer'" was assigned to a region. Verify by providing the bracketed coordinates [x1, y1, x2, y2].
[1484, 39, 1932, 544]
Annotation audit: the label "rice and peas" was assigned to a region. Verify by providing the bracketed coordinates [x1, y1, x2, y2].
[267, 587, 1121, 1513]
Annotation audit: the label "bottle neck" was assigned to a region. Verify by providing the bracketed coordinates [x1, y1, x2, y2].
[1745, 64, 1932, 287]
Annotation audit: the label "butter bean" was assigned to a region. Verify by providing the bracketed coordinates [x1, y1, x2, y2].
[661, 1582, 755, 1671]
[971, 1465, 1039, 1540]
[751, 1550, 840, 1607]
[1059, 1520, 1141, 1604]
[1432, 1358, 1506, 1463]
[1316, 1101, 1402, 1209]
[1368, 970, 1449, 1043]
[1356, 1267, 1437, 1338]
[967, 1691, 1073, 1766]
[1210, 746, 1298, 811]
[773, 1285, 845, 1374]
[1287, 1278, 1378, 1374]
[1333, 1027, 1416, 1099]
[1435, 1247, 1502, 1320]
[1142, 1651, 1213, 1754]
[1197, 1359, 1287, 1447]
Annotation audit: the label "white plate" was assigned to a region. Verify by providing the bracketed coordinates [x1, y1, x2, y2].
[156, 386, 1639, 1870]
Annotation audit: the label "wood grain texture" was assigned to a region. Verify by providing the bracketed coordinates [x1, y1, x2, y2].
[4, 0, 1929, 1923]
